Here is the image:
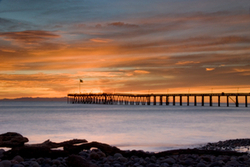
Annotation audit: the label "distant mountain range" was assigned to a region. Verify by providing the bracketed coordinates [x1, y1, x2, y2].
[0, 97, 67, 102]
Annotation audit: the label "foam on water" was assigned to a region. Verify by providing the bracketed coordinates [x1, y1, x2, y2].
[0, 101, 249, 152]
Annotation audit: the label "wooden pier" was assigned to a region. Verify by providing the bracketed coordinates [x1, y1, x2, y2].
[67, 92, 250, 107]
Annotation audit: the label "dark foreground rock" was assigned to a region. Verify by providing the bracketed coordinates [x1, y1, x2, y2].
[0, 132, 28, 147]
[1, 148, 250, 167]
[199, 139, 250, 152]
[0, 132, 250, 167]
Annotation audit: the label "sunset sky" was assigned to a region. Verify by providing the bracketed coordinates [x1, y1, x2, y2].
[0, 0, 250, 99]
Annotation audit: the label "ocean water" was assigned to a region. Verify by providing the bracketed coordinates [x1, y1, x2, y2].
[0, 101, 249, 152]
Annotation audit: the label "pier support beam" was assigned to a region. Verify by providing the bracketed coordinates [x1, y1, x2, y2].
[246, 96, 248, 107]
[210, 96, 212, 106]
[104, 96, 107, 104]
[147, 96, 151, 105]
[218, 96, 220, 107]
[236, 95, 239, 107]
[173, 96, 175, 106]
[194, 96, 197, 106]
[160, 96, 163, 105]
[130, 96, 134, 105]
[227, 96, 229, 107]
[187, 96, 189, 106]
[202, 96, 204, 106]
[154, 96, 156, 105]
[166, 96, 169, 105]
[180, 96, 182, 106]
[143, 97, 146, 105]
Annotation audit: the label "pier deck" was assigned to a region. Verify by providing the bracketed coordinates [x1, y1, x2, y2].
[67, 92, 250, 107]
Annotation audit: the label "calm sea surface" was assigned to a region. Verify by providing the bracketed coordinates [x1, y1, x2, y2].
[0, 101, 249, 152]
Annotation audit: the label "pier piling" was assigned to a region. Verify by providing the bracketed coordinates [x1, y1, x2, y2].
[246, 96, 248, 107]
[180, 96, 182, 106]
[210, 96, 212, 106]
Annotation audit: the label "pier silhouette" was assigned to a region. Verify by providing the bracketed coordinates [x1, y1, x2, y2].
[67, 92, 249, 107]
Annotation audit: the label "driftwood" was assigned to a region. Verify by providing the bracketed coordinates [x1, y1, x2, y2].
[27, 139, 88, 148]
[1, 132, 248, 160]
[0, 132, 28, 147]
[1, 132, 88, 159]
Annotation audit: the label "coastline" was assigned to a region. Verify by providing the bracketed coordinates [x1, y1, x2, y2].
[1, 133, 250, 167]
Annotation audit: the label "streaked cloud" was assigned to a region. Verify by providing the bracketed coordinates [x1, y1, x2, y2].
[90, 38, 112, 43]
[206, 68, 215, 71]
[176, 61, 200, 65]
[108, 22, 139, 28]
[134, 70, 150, 74]
[0, 30, 60, 44]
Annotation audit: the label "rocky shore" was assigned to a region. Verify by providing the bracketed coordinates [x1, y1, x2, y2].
[1, 132, 250, 167]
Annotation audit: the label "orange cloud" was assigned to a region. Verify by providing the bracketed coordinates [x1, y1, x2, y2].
[108, 22, 139, 28]
[176, 61, 200, 65]
[234, 68, 250, 75]
[0, 30, 60, 44]
[206, 68, 215, 71]
[0, 48, 16, 53]
[90, 38, 112, 43]
[134, 70, 150, 74]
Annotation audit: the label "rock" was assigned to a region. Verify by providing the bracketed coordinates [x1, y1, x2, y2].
[160, 163, 170, 167]
[0, 149, 5, 154]
[103, 164, 110, 167]
[0, 160, 11, 167]
[12, 155, 24, 163]
[106, 156, 114, 162]
[66, 155, 98, 167]
[12, 165, 24, 167]
[183, 159, 193, 166]
[145, 157, 150, 162]
[113, 153, 123, 159]
[133, 162, 140, 166]
[0, 149, 5, 159]
[113, 163, 121, 167]
[97, 151, 106, 158]
[58, 165, 65, 167]
[29, 161, 40, 167]
[150, 156, 157, 162]
[147, 163, 158, 167]
[20, 162, 29, 166]
[79, 151, 89, 158]
[44, 158, 52, 165]
[36, 158, 45, 164]
[226, 160, 241, 166]
[0, 132, 28, 147]
[42, 164, 51, 167]
[118, 157, 128, 163]
[200, 155, 212, 162]
[209, 161, 222, 167]
[238, 155, 249, 161]
[52, 159, 61, 166]
[196, 162, 207, 167]
[163, 157, 175, 165]
[89, 152, 100, 160]
[89, 149, 105, 160]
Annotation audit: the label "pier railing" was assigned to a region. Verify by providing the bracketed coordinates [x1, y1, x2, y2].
[67, 92, 249, 107]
